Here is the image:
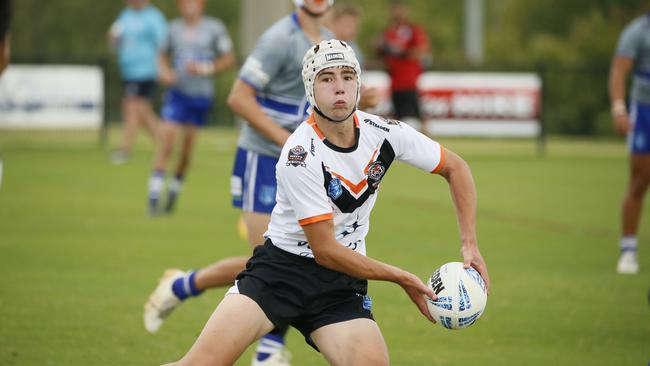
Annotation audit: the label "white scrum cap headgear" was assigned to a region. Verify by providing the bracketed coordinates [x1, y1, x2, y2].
[302, 39, 362, 113]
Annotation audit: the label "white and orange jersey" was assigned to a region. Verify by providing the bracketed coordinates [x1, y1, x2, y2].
[265, 110, 445, 258]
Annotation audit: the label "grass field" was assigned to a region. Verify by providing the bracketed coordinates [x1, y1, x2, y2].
[0, 128, 648, 365]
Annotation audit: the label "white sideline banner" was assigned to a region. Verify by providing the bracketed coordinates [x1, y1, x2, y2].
[362, 71, 542, 137]
[0, 65, 104, 129]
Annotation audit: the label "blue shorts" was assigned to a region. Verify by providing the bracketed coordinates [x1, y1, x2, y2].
[629, 100, 650, 154]
[161, 89, 213, 127]
[231, 147, 278, 213]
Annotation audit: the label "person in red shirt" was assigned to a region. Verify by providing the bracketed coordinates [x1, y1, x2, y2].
[376, 0, 430, 132]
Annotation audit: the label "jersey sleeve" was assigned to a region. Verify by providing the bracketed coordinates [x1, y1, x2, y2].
[616, 18, 644, 59]
[277, 144, 333, 226]
[211, 19, 233, 56]
[389, 121, 444, 173]
[238, 27, 288, 91]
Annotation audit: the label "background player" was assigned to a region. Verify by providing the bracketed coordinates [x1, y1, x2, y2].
[145, 1, 334, 365]
[609, 11, 650, 274]
[375, 0, 430, 133]
[160, 38, 489, 366]
[108, 0, 167, 165]
[146, 0, 234, 215]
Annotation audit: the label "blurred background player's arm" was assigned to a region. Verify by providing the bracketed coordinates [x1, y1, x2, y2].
[227, 79, 291, 148]
[608, 55, 634, 135]
[186, 51, 235, 76]
[158, 52, 176, 86]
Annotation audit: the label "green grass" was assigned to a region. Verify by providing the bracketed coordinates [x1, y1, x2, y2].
[0, 128, 648, 365]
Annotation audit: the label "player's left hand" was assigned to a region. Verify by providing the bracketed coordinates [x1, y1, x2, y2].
[359, 86, 380, 110]
[462, 244, 490, 294]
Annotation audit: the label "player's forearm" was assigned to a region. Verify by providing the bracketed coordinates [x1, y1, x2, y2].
[439, 151, 478, 247]
[313, 240, 408, 283]
[609, 63, 627, 102]
[212, 53, 235, 74]
[608, 56, 633, 112]
[227, 81, 291, 147]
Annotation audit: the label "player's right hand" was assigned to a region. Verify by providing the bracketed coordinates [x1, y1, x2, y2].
[159, 70, 177, 86]
[613, 113, 632, 135]
[399, 271, 436, 323]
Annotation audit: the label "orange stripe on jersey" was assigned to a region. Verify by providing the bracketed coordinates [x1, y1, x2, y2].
[353, 113, 360, 128]
[307, 114, 326, 140]
[431, 145, 446, 174]
[331, 171, 368, 194]
[363, 146, 380, 175]
[299, 213, 333, 226]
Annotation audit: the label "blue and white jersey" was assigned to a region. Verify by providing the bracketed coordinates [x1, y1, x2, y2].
[616, 14, 650, 104]
[111, 5, 167, 81]
[164, 17, 233, 97]
[237, 12, 333, 158]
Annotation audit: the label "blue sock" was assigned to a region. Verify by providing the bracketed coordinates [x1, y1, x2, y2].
[171, 271, 203, 300]
[255, 333, 285, 361]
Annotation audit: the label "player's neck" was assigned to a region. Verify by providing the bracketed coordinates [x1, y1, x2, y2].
[183, 14, 202, 26]
[297, 9, 324, 44]
[314, 114, 356, 149]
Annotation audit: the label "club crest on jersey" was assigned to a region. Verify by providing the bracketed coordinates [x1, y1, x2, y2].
[287, 145, 307, 167]
[367, 161, 386, 189]
[328, 177, 343, 199]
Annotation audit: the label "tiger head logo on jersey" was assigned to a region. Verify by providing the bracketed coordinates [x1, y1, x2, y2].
[287, 145, 308, 167]
[367, 161, 386, 190]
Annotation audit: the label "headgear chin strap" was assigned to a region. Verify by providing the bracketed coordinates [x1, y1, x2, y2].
[302, 39, 362, 122]
[314, 105, 356, 123]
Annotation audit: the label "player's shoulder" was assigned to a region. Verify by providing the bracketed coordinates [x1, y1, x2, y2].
[169, 18, 184, 31]
[280, 122, 320, 168]
[144, 4, 165, 19]
[260, 14, 296, 41]
[357, 110, 404, 135]
[202, 16, 227, 30]
[625, 14, 650, 32]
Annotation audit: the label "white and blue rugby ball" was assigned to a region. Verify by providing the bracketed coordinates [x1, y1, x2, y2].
[426, 262, 487, 330]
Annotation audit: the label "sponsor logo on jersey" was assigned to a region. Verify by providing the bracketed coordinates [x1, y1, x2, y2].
[363, 118, 390, 132]
[287, 145, 307, 167]
[327, 177, 343, 199]
[325, 52, 345, 62]
[310, 138, 316, 156]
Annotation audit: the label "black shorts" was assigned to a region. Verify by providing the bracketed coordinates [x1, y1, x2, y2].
[122, 79, 157, 100]
[234, 240, 374, 349]
[392, 90, 421, 119]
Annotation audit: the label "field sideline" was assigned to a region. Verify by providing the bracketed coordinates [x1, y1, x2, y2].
[0, 128, 648, 365]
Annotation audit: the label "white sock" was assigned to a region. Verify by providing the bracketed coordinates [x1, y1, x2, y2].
[168, 177, 183, 195]
[148, 173, 165, 199]
[620, 236, 637, 252]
